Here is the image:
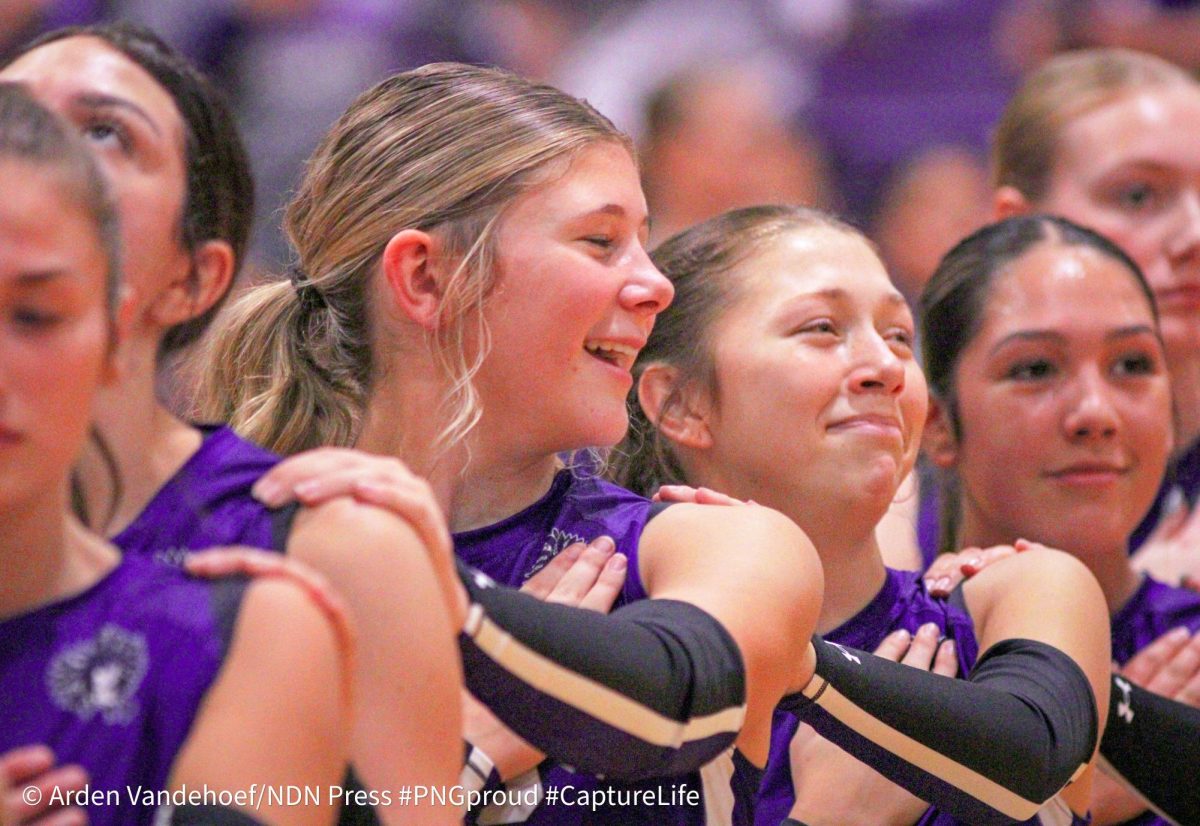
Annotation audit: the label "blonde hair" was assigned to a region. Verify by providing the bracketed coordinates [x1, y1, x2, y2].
[993, 48, 1197, 201]
[192, 63, 631, 455]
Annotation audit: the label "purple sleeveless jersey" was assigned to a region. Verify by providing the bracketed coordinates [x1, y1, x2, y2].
[113, 425, 286, 560]
[757, 568, 1088, 826]
[1130, 436, 1200, 551]
[0, 556, 246, 826]
[455, 469, 761, 825]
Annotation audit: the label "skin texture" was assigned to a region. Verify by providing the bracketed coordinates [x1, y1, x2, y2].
[926, 240, 1172, 822]
[0, 158, 349, 825]
[0, 36, 233, 536]
[998, 84, 1200, 450]
[354, 141, 824, 771]
[926, 242, 1172, 602]
[641, 226, 1110, 820]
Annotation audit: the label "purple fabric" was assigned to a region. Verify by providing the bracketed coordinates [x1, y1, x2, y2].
[0, 556, 243, 826]
[455, 469, 758, 824]
[113, 425, 284, 561]
[1111, 576, 1200, 666]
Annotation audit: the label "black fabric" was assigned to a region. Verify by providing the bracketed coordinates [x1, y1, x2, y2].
[164, 804, 266, 825]
[458, 560, 745, 780]
[270, 501, 301, 552]
[780, 636, 1097, 825]
[334, 766, 381, 826]
[1100, 674, 1200, 824]
[207, 574, 250, 652]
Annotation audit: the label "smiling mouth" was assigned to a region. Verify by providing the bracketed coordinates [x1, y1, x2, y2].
[1046, 464, 1130, 485]
[583, 341, 638, 372]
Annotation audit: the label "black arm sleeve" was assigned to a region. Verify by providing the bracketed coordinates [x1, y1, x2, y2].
[779, 636, 1098, 825]
[1098, 674, 1200, 825]
[457, 561, 746, 781]
[163, 805, 267, 825]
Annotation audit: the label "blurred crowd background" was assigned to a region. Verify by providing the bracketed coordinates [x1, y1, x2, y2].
[7, 0, 1199, 299]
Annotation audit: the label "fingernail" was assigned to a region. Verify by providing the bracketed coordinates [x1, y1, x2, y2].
[920, 622, 939, 637]
[1171, 626, 1190, 641]
[923, 579, 935, 591]
[608, 553, 627, 571]
[965, 557, 980, 570]
[943, 640, 956, 655]
[935, 577, 951, 593]
[294, 479, 321, 498]
[565, 543, 584, 560]
[894, 629, 910, 641]
[252, 480, 283, 505]
[592, 535, 615, 554]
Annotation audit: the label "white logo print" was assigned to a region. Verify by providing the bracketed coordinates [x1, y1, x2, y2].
[1113, 676, 1134, 724]
[828, 642, 862, 665]
[524, 527, 586, 581]
[46, 624, 149, 725]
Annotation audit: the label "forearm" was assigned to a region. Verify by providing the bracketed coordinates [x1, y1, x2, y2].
[782, 636, 1097, 825]
[457, 562, 745, 780]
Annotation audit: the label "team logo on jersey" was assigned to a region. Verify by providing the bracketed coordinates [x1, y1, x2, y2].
[524, 527, 586, 581]
[46, 624, 149, 725]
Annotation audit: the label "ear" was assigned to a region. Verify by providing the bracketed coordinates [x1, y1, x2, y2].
[381, 229, 442, 330]
[993, 185, 1032, 221]
[148, 239, 236, 328]
[103, 284, 140, 384]
[637, 364, 713, 450]
[923, 393, 959, 469]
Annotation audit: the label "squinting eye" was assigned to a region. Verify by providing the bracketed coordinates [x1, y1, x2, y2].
[1113, 353, 1155, 376]
[1116, 183, 1156, 210]
[1006, 359, 1056, 381]
[12, 309, 62, 331]
[888, 329, 914, 348]
[797, 320, 836, 336]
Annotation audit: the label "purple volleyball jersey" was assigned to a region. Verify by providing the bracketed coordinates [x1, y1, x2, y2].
[454, 469, 760, 825]
[757, 568, 1088, 826]
[0, 556, 246, 826]
[113, 425, 286, 560]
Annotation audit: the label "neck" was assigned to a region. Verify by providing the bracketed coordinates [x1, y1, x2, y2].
[959, 514, 1141, 617]
[1171, 355, 1200, 453]
[357, 368, 562, 532]
[81, 334, 202, 536]
[0, 484, 118, 620]
[804, 522, 890, 634]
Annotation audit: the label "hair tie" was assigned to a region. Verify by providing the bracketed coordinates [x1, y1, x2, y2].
[287, 264, 327, 311]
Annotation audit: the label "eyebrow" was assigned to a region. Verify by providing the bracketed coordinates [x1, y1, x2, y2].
[74, 92, 161, 137]
[781, 288, 909, 307]
[989, 325, 1158, 355]
[577, 203, 651, 231]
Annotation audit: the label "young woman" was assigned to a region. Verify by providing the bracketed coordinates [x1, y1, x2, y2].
[0, 27, 467, 822]
[199, 63, 1105, 825]
[920, 214, 1200, 825]
[991, 48, 1200, 563]
[0, 81, 351, 826]
[609, 205, 1112, 825]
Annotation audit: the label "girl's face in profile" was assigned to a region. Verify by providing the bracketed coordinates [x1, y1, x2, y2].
[0, 160, 113, 513]
[934, 242, 1172, 556]
[695, 228, 926, 528]
[475, 141, 674, 455]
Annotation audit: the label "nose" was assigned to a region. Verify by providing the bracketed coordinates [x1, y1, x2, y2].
[1061, 368, 1120, 442]
[1165, 187, 1200, 261]
[847, 330, 905, 396]
[618, 248, 674, 315]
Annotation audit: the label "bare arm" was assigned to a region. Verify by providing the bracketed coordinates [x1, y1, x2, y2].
[168, 575, 351, 826]
[287, 499, 463, 825]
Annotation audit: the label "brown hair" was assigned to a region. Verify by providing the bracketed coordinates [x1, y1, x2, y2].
[193, 63, 631, 456]
[610, 205, 861, 496]
[992, 48, 1197, 201]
